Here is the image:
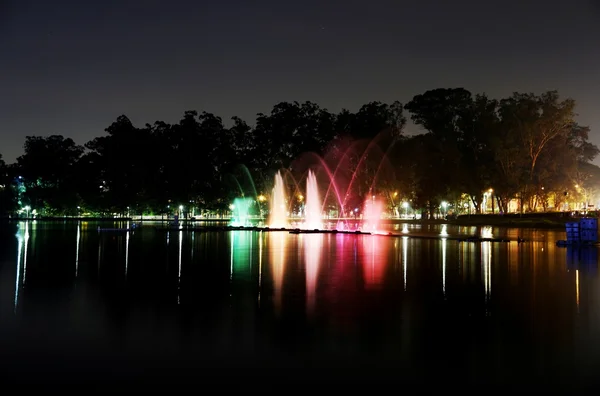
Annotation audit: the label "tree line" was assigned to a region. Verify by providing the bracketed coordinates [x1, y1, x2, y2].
[0, 88, 598, 218]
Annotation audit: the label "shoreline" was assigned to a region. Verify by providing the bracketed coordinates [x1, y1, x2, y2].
[0, 214, 584, 230]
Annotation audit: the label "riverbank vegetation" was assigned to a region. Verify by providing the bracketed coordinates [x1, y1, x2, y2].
[1, 88, 598, 219]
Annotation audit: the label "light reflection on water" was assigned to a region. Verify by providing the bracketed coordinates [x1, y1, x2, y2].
[0, 221, 599, 386]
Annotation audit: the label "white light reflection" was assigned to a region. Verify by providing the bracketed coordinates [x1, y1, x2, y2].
[178, 230, 183, 304]
[442, 237, 447, 296]
[402, 236, 408, 291]
[191, 231, 195, 262]
[166, 231, 170, 246]
[125, 230, 130, 277]
[402, 224, 409, 234]
[75, 221, 81, 277]
[14, 226, 23, 313]
[576, 269, 580, 313]
[14, 222, 30, 312]
[22, 222, 29, 285]
[482, 241, 491, 304]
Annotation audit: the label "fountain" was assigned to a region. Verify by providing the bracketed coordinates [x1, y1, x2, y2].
[263, 167, 387, 231]
[230, 197, 254, 227]
[303, 170, 322, 230]
[269, 171, 288, 228]
[362, 197, 384, 232]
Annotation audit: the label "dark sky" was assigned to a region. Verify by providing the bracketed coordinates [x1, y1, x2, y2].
[2, 0, 599, 164]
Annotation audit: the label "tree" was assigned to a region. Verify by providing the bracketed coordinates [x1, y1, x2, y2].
[404, 89, 472, 216]
[497, 91, 579, 211]
[0, 153, 16, 216]
[85, 115, 159, 213]
[15, 135, 83, 215]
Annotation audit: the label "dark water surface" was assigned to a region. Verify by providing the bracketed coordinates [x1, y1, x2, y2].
[0, 220, 599, 390]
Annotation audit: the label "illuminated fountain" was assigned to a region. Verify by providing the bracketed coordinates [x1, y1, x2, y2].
[230, 197, 254, 227]
[303, 170, 322, 230]
[269, 171, 288, 228]
[361, 197, 384, 232]
[265, 167, 387, 231]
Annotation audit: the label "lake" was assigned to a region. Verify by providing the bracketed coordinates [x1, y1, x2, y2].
[0, 220, 598, 390]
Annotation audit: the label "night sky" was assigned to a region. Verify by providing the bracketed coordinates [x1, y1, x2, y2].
[2, 0, 599, 164]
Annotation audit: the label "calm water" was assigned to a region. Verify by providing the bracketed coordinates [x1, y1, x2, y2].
[0, 220, 599, 389]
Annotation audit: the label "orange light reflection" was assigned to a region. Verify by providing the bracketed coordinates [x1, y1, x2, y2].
[304, 233, 322, 316]
[270, 232, 287, 313]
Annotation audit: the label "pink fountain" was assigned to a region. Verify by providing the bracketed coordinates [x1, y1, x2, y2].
[361, 196, 384, 232]
[267, 167, 386, 231]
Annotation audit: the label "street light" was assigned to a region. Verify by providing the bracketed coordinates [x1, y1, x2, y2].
[24, 205, 30, 219]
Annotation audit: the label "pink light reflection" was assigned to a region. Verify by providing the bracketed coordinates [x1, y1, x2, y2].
[361, 235, 389, 289]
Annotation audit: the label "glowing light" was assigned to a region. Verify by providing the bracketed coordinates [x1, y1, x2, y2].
[362, 198, 384, 232]
[125, 228, 130, 277]
[304, 233, 322, 315]
[258, 232, 263, 304]
[576, 269, 580, 312]
[270, 232, 287, 312]
[482, 241, 491, 304]
[362, 235, 389, 288]
[442, 238, 447, 295]
[230, 197, 254, 226]
[303, 170, 322, 230]
[402, 236, 408, 291]
[22, 222, 29, 285]
[269, 171, 288, 228]
[178, 230, 182, 304]
[75, 221, 81, 277]
[15, 227, 23, 313]
[481, 226, 493, 239]
[440, 224, 448, 237]
[230, 231, 253, 280]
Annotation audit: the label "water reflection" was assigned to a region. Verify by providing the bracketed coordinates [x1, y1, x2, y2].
[441, 237, 447, 296]
[482, 241, 491, 303]
[362, 235, 388, 289]
[178, 230, 182, 304]
[125, 228, 130, 278]
[75, 221, 81, 277]
[269, 232, 286, 312]
[576, 269, 580, 313]
[4, 222, 600, 385]
[402, 236, 408, 291]
[258, 233, 263, 304]
[303, 233, 322, 316]
[14, 221, 30, 312]
[230, 231, 254, 281]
